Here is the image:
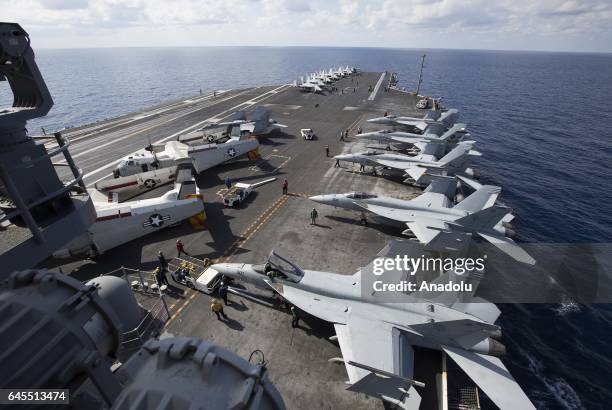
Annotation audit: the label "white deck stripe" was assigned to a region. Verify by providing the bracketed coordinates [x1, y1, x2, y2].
[368, 73, 386, 101]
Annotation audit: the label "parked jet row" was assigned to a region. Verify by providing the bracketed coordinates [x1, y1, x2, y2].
[331, 106, 534, 264]
[293, 66, 358, 93]
[206, 105, 537, 409]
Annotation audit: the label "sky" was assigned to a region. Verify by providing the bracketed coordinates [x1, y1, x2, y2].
[2, 0, 611, 52]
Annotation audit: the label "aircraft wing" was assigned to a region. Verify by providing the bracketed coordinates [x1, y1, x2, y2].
[375, 159, 425, 170]
[395, 120, 428, 131]
[272, 280, 421, 407]
[389, 136, 427, 145]
[443, 346, 536, 410]
[353, 202, 414, 223]
[273, 282, 348, 324]
[335, 318, 422, 409]
[203, 119, 246, 129]
[405, 218, 447, 243]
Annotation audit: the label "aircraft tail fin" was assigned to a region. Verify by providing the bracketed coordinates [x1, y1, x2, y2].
[437, 144, 472, 167]
[438, 108, 459, 127]
[456, 174, 482, 190]
[404, 166, 428, 183]
[438, 123, 467, 141]
[422, 176, 457, 200]
[449, 207, 536, 265]
[452, 205, 509, 231]
[453, 184, 501, 212]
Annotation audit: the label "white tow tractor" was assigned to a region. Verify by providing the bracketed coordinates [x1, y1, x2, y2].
[416, 98, 430, 109]
[222, 178, 277, 207]
[169, 256, 223, 294]
[300, 128, 316, 140]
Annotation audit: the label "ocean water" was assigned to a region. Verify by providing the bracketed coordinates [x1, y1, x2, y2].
[2, 47, 611, 409]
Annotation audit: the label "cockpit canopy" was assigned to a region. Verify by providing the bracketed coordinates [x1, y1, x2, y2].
[346, 192, 377, 199]
[267, 250, 304, 283]
[361, 150, 381, 156]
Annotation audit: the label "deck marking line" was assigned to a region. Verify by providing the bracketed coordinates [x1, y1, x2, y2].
[368, 73, 386, 101]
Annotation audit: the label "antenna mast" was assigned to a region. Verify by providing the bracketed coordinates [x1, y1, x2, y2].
[415, 54, 426, 96]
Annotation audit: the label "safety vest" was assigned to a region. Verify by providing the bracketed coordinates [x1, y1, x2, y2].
[211, 300, 222, 312]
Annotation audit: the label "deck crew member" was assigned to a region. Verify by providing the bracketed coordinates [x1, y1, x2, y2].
[155, 267, 168, 287]
[334, 158, 340, 168]
[176, 239, 188, 258]
[219, 282, 229, 305]
[211, 298, 228, 321]
[291, 306, 300, 328]
[310, 208, 318, 225]
[225, 176, 232, 189]
[282, 179, 288, 195]
[158, 251, 168, 272]
[360, 212, 368, 226]
[325, 145, 330, 157]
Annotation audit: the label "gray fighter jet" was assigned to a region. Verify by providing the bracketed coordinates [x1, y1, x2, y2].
[201, 106, 287, 137]
[335, 142, 480, 186]
[310, 177, 534, 265]
[382, 142, 480, 186]
[367, 109, 459, 135]
[356, 123, 470, 150]
[210, 243, 536, 410]
[334, 150, 431, 167]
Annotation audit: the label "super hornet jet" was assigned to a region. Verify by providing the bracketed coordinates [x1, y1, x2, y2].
[356, 123, 470, 152]
[367, 108, 459, 135]
[310, 177, 534, 265]
[292, 76, 323, 93]
[209, 244, 536, 410]
[335, 142, 480, 186]
[200, 106, 287, 138]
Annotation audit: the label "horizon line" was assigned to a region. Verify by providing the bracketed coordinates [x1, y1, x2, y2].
[33, 44, 612, 55]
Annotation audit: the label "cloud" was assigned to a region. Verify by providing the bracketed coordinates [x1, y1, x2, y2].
[364, 0, 612, 35]
[40, 0, 89, 10]
[0, 0, 610, 50]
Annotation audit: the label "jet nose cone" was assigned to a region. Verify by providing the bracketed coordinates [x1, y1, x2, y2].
[333, 154, 350, 160]
[355, 131, 376, 138]
[309, 194, 335, 205]
[210, 263, 243, 278]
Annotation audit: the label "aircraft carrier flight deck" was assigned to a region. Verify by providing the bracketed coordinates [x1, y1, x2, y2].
[42, 72, 438, 409]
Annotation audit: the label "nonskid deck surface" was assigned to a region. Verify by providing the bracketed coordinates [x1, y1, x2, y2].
[46, 72, 427, 409]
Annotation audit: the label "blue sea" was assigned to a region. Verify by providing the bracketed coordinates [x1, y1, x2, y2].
[2, 47, 611, 409]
